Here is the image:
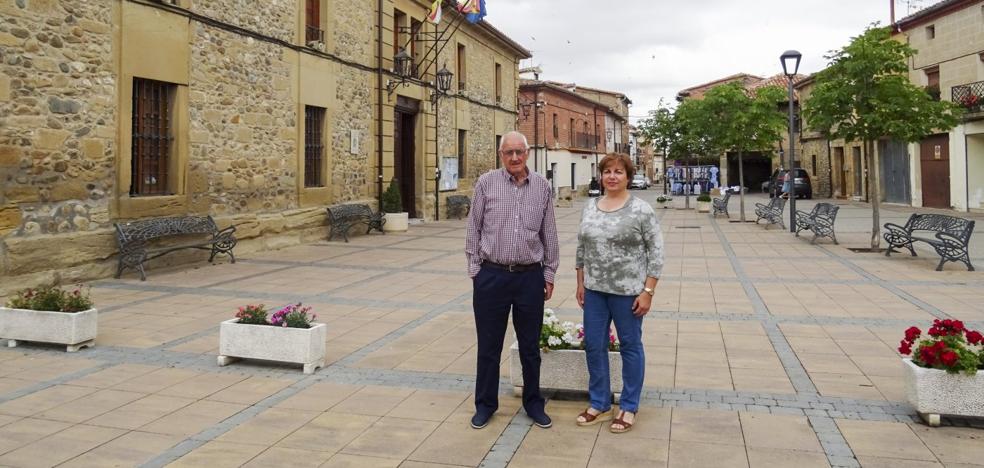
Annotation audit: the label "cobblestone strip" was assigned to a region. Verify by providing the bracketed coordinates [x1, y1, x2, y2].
[809, 415, 861, 468]
[479, 412, 533, 468]
[139, 377, 322, 468]
[707, 217, 819, 395]
[814, 245, 955, 321]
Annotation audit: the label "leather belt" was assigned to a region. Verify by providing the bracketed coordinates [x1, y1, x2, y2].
[482, 261, 541, 272]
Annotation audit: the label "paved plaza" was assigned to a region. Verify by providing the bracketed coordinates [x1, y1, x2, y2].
[1, 191, 984, 468]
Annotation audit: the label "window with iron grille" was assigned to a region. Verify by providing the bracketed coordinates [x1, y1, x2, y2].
[494, 63, 502, 103]
[305, 106, 326, 187]
[457, 44, 466, 91]
[495, 134, 502, 168]
[131, 78, 176, 196]
[305, 0, 324, 44]
[458, 129, 467, 177]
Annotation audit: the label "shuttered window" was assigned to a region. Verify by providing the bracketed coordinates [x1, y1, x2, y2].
[131, 78, 175, 196]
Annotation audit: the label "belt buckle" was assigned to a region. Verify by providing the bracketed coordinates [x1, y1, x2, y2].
[507, 264, 516, 272]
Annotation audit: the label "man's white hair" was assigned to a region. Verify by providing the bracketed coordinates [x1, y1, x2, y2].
[498, 131, 529, 151]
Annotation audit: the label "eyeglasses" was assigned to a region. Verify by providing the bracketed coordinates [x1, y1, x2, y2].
[500, 149, 527, 157]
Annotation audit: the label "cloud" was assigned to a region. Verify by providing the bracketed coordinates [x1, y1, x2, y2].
[485, 0, 894, 121]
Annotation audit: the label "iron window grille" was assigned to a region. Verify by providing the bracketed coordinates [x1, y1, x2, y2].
[131, 78, 175, 196]
[304, 106, 326, 187]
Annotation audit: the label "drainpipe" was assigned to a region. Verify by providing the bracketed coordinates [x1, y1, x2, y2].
[375, 0, 384, 212]
[966, 133, 970, 212]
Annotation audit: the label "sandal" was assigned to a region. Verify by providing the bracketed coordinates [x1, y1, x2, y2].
[610, 410, 634, 434]
[576, 408, 611, 427]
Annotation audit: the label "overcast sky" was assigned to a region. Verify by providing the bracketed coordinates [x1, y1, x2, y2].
[484, 0, 929, 123]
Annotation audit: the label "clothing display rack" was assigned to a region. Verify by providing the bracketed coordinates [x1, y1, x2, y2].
[667, 165, 718, 195]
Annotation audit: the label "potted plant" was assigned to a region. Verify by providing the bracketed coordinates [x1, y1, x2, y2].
[656, 195, 672, 208]
[696, 193, 712, 213]
[381, 178, 408, 232]
[509, 309, 622, 402]
[1, 285, 96, 352]
[897, 319, 984, 426]
[218, 303, 327, 374]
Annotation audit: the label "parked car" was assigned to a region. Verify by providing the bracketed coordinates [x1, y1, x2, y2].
[630, 174, 650, 190]
[766, 168, 812, 199]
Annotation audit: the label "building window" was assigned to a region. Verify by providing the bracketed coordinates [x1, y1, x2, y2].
[569, 118, 574, 145]
[393, 9, 405, 59]
[304, 106, 325, 188]
[305, 0, 324, 45]
[552, 113, 558, 139]
[458, 129, 467, 177]
[926, 25, 935, 39]
[494, 63, 502, 104]
[457, 43, 466, 91]
[595, 123, 600, 145]
[811, 154, 817, 176]
[495, 134, 502, 168]
[410, 19, 421, 78]
[131, 78, 176, 196]
[925, 67, 940, 101]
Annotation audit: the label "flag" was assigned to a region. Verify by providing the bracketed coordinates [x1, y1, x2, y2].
[426, 0, 442, 24]
[464, 0, 486, 23]
[456, 0, 478, 14]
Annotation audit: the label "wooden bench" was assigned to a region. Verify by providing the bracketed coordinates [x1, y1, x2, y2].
[884, 213, 975, 271]
[754, 197, 786, 229]
[326, 203, 385, 242]
[711, 191, 731, 218]
[114, 215, 237, 281]
[446, 195, 470, 220]
[794, 203, 840, 244]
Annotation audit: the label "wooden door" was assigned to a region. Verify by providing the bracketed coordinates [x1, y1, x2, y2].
[920, 134, 950, 208]
[833, 147, 846, 198]
[879, 139, 910, 204]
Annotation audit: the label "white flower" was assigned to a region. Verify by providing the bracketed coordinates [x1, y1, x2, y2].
[561, 332, 575, 344]
[561, 321, 576, 332]
[547, 336, 562, 347]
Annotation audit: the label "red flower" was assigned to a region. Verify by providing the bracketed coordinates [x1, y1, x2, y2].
[904, 326, 921, 342]
[919, 346, 937, 365]
[966, 330, 983, 345]
[941, 351, 959, 367]
[898, 340, 912, 355]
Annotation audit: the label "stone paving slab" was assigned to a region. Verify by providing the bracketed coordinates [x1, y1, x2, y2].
[1, 191, 983, 467]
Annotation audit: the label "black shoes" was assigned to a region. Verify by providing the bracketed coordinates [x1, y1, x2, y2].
[528, 410, 552, 428]
[470, 411, 492, 429]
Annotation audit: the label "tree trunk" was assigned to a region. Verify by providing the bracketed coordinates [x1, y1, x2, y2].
[867, 139, 881, 250]
[738, 150, 746, 222]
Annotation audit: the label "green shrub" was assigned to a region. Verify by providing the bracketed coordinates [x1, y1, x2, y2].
[6, 285, 93, 312]
[381, 178, 403, 213]
[696, 193, 712, 202]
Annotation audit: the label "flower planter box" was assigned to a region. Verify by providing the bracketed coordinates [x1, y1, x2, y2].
[903, 358, 984, 426]
[509, 342, 622, 403]
[218, 319, 326, 374]
[0, 307, 97, 352]
[696, 201, 711, 213]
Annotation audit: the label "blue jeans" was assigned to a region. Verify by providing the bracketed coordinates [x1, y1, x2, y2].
[583, 289, 645, 413]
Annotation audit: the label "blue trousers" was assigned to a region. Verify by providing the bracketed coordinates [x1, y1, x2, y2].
[583, 288, 645, 413]
[472, 265, 545, 416]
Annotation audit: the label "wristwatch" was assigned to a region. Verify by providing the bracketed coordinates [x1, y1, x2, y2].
[643, 287, 654, 296]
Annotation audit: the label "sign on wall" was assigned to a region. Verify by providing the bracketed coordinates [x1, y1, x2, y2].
[441, 157, 459, 191]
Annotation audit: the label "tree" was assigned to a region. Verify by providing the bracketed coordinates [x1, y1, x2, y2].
[637, 100, 676, 193]
[381, 178, 403, 213]
[699, 82, 787, 221]
[803, 24, 961, 249]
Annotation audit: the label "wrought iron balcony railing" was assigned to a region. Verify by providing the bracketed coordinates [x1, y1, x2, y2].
[573, 132, 597, 150]
[305, 26, 325, 45]
[952, 80, 983, 113]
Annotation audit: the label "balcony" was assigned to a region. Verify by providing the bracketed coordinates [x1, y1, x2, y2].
[573, 132, 597, 150]
[305, 25, 325, 45]
[952, 80, 984, 116]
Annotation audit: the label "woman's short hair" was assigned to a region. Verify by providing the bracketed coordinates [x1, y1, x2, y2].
[598, 153, 635, 180]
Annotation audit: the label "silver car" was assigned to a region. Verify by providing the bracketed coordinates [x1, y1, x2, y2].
[630, 174, 649, 190]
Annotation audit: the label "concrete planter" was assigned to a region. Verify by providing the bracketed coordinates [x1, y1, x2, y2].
[382, 212, 409, 232]
[218, 319, 326, 374]
[509, 342, 622, 402]
[903, 358, 984, 426]
[696, 201, 711, 213]
[0, 307, 97, 352]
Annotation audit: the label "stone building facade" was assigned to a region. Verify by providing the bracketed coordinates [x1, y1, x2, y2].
[0, 0, 528, 291]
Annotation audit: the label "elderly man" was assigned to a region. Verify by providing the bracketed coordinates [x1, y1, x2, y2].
[465, 131, 559, 430]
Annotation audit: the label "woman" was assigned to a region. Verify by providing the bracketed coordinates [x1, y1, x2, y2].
[574, 153, 664, 433]
[780, 170, 790, 199]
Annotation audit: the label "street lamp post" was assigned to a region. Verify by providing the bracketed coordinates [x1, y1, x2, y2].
[780, 49, 801, 233]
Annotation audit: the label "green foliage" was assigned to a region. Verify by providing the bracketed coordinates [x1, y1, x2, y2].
[699, 82, 787, 155]
[381, 178, 403, 213]
[696, 194, 712, 202]
[637, 100, 676, 151]
[235, 304, 268, 325]
[656, 195, 671, 203]
[6, 285, 93, 313]
[802, 24, 961, 145]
